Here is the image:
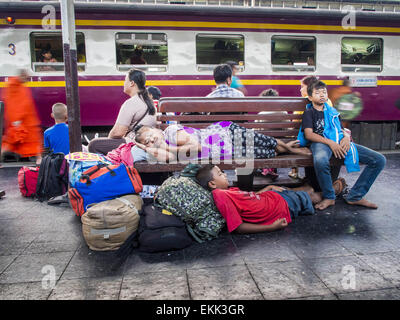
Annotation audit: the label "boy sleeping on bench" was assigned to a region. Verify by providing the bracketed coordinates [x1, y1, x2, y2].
[195, 164, 345, 234]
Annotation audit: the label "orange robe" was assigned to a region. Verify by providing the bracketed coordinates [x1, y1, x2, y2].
[1, 77, 43, 157]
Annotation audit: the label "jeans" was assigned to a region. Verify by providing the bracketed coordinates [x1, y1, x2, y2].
[310, 142, 386, 201]
[275, 190, 315, 219]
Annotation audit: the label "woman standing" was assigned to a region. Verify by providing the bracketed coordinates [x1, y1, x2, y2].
[88, 68, 157, 155]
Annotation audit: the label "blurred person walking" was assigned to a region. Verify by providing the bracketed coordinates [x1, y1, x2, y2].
[1, 70, 42, 165]
[226, 61, 247, 95]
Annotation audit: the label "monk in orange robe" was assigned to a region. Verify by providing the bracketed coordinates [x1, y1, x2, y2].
[1, 71, 43, 164]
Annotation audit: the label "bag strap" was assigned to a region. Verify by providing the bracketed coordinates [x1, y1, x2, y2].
[86, 196, 139, 212]
[36, 155, 52, 199]
[80, 163, 110, 185]
[90, 226, 127, 239]
[125, 107, 149, 137]
[116, 197, 138, 213]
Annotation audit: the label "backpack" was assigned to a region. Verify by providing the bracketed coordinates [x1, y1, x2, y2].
[68, 163, 143, 217]
[138, 204, 193, 253]
[154, 174, 226, 243]
[81, 194, 142, 251]
[36, 153, 69, 202]
[18, 166, 40, 197]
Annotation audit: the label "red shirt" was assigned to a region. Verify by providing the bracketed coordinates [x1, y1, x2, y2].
[212, 188, 292, 232]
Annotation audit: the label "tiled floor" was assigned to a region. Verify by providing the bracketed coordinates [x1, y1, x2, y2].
[1, 153, 400, 300]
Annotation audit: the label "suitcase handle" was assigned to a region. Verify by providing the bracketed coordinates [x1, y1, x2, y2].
[80, 174, 92, 185]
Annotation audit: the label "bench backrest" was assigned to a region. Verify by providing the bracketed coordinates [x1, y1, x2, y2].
[157, 97, 309, 140]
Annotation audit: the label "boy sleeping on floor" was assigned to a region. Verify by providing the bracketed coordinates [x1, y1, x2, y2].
[195, 165, 346, 234]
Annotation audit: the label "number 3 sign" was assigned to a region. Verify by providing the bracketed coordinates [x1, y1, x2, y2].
[8, 43, 16, 56]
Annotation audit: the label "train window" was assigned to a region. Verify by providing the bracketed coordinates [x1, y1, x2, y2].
[271, 36, 316, 72]
[30, 32, 86, 72]
[196, 34, 245, 71]
[341, 37, 383, 72]
[115, 33, 168, 72]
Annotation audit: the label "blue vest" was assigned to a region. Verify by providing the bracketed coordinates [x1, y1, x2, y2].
[297, 103, 360, 173]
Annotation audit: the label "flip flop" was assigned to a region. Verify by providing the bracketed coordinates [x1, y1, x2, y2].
[333, 177, 347, 195]
[47, 193, 69, 205]
[288, 171, 299, 179]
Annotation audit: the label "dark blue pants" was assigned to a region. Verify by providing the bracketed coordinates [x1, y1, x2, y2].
[275, 190, 315, 219]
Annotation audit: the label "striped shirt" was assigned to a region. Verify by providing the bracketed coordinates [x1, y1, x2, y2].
[206, 84, 244, 98]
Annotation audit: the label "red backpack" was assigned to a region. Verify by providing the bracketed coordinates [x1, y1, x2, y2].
[18, 166, 40, 197]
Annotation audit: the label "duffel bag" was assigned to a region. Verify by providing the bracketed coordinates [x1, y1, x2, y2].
[82, 194, 142, 251]
[138, 204, 193, 253]
[65, 152, 112, 188]
[18, 166, 40, 197]
[69, 163, 143, 217]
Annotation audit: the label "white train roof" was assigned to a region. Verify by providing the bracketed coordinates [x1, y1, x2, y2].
[2, 0, 400, 13]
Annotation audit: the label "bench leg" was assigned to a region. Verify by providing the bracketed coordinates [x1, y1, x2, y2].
[236, 169, 255, 191]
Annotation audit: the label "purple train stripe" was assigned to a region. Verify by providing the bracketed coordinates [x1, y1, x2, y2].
[1, 75, 400, 126]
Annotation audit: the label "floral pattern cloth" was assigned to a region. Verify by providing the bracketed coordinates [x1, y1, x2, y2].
[163, 121, 233, 160]
[163, 121, 278, 160]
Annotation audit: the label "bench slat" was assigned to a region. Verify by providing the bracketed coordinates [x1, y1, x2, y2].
[159, 122, 301, 130]
[159, 97, 308, 113]
[157, 114, 302, 122]
[134, 156, 343, 173]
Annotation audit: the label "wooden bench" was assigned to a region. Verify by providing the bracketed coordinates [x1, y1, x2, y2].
[134, 97, 342, 190]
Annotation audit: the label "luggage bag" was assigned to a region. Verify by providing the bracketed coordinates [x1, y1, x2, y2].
[69, 163, 143, 217]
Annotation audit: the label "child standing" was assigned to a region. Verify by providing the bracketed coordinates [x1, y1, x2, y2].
[43, 103, 69, 155]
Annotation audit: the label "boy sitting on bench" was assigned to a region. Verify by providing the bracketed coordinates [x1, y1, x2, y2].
[298, 80, 386, 210]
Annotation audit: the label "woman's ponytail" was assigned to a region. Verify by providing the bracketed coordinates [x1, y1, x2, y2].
[139, 87, 156, 116]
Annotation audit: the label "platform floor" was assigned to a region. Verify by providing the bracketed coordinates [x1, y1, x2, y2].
[1, 153, 400, 300]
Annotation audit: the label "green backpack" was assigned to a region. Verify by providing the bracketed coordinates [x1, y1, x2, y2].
[154, 165, 226, 243]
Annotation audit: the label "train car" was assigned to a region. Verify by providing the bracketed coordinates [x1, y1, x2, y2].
[1, 0, 400, 136]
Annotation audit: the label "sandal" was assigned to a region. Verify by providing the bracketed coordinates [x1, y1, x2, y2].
[288, 171, 299, 179]
[333, 177, 347, 196]
[47, 192, 69, 205]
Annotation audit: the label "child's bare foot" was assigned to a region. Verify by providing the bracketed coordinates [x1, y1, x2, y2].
[286, 140, 312, 155]
[315, 199, 335, 210]
[286, 140, 300, 148]
[309, 191, 323, 204]
[296, 147, 312, 156]
[345, 198, 378, 209]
